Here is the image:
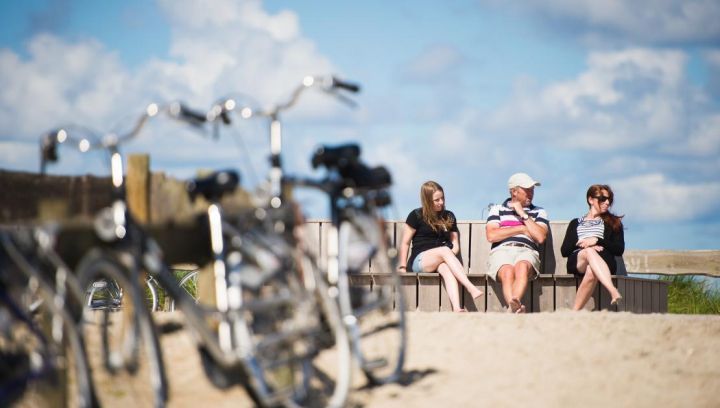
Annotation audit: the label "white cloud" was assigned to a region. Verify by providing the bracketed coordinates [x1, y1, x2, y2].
[0, 0, 344, 175]
[611, 173, 720, 221]
[486, 48, 715, 155]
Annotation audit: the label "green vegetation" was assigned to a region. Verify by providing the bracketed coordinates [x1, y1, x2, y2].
[662, 276, 720, 314]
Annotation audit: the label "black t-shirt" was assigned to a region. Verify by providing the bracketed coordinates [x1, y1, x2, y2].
[405, 208, 459, 270]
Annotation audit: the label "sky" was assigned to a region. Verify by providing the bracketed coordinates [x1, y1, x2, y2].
[0, 0, 719, 250]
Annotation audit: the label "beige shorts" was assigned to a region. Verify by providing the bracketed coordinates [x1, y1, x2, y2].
[486, 245, 541, 281]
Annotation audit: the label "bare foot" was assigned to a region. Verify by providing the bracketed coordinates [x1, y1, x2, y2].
[455, 308, 468, 313]
[470, 288, 484, 299]
[515, 304, 526, 314]
[509, 297, 521, 313]
[611, 294, 623, 305]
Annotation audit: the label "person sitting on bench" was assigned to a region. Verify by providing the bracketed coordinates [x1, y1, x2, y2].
[398, 181, 483, 312]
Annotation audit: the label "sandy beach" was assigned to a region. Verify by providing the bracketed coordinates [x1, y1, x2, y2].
[14, 310, 720, 407]
[149, 311, 720, 408]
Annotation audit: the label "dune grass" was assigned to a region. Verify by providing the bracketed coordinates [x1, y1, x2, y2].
[661, 275, 720, 314]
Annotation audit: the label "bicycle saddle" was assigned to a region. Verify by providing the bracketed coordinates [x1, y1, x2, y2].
[186, 170, 240, 201]
[311, 143, 361, 169]
[339, 164, 392, 190]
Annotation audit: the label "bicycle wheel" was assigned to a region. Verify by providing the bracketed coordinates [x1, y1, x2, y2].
[300, 252, 352, 408]
[145, 278, 158, 312]
[77, 249, 168, 407]
[226, 231, 350, 408]
[168, 270, 198, 312]
[338, 214, 406, 385]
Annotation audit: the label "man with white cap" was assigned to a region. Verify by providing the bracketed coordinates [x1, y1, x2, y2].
[485, 172, 549, 313]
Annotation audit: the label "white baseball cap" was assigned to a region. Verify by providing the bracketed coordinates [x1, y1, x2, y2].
[508, 172, 541, 189]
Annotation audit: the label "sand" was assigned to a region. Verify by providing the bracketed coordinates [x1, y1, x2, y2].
[155, 311, 720, 408]
[15, 311, 720, 407]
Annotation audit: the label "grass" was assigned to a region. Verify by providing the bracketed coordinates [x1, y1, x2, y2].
[661, 275, 720, 314]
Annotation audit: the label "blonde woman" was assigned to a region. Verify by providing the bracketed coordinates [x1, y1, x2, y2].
[398, 181, 483, 312]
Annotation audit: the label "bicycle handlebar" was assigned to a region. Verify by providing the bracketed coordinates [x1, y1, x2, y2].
[39, 102, 208, 173]
[207, 75, 361, 126]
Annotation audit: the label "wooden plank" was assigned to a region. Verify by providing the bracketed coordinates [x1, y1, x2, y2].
[642, 280, 653, 314]
[369, 222, 395, 274]
[398, 272, 417, 311]
[468, 223, 489, 275]
[652, 280, 661, 313]
[371, 273, 397, 310]
[439, 278, 453, 312]
[417, 273, 440, 311]
[547, 222, 569, 275]
[659, 281, 668, 313]
[621, 277, 633, 313]
[463, 275, 486, 312]
[485, 278, 506, 312]
[555, 275, 576, 311]
[532, 275, 554, 312]
[457, 222, 470, 273]
[633, 278, 643, 313]
[127, 154, 151, 224]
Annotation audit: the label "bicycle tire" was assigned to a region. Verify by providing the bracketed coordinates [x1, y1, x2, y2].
[301, 252, 352, 408]
[338, 214, 407, 385]
[145, 278, 159, 312]
[76, 249, 168, 407]
[168, 270, 198, 312]
[224, 230, 350, 408]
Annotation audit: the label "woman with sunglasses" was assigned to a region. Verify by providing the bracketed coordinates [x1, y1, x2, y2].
[398, 181, 483, 312]
[561, 184, 624, 310]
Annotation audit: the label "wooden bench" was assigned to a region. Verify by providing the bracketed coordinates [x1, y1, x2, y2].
[303, 220, 669, 313]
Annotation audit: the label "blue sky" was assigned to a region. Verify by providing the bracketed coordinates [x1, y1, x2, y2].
[1, 0, 719, 250]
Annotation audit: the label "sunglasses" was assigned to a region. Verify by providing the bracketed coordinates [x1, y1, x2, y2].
[594, 195, 611, 203]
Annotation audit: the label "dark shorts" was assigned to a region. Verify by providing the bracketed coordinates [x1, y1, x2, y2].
[567, 249, 617, 276]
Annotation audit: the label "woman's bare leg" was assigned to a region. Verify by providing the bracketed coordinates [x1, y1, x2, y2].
[437, 263, 463, 311]
[577, 249, 621, 302]
[573, 267, 598, 310]
[421, 247, 483, 298]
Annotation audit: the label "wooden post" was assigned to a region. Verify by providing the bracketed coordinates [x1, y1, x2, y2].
[127, 154, 151, 224]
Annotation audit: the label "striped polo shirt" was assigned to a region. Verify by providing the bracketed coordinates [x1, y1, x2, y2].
[486, 198, 549, 252]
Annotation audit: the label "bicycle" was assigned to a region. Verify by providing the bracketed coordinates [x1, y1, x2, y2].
[39, 103, 201, 407]
[0, 225, 96, 407]
[42, 102, 352, 407]
[208, 75, 406, 386]
[296, 144, 407, 385]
